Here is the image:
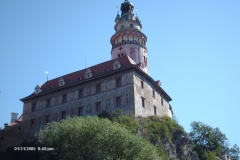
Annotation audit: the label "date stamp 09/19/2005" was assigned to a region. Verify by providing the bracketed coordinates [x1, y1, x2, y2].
[14, 147, 54, 151]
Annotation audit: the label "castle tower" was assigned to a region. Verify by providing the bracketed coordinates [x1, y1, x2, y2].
[110, 0, 149, 75]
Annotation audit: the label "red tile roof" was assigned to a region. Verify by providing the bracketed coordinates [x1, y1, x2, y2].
[21, 55, 136, 99]
[8, 115, 22, 127]
[20, 55, 172, 101]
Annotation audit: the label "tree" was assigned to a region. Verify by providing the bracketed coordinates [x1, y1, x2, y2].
[206, 151, 217, 160]
[229, 144, 240, 160]
[37, 116, 161, 160]
[189, 121, 239, 160]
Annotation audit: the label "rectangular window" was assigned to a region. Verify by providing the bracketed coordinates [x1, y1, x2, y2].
[96, 102, 101, 112]
[96, 84, 101, 94]
[79, 89, 83, 98]
[45, 116, 50, 124]
[116, 78, 121, 88]
[154, 106, 157, 115]
[61, 111, 66, 119]
[141, 81, 144, 88]
[32, 104, 36, 112]
[47, 99, 51, 107]
[62, 95, 67, 103]
[79, 107, 83, 116]
[116, 97, 121, 107]
[141, 97, 145, 107]
[30, 119, 35, 128]
[153, 90, 155, 98]
[161, 98, 164, 106]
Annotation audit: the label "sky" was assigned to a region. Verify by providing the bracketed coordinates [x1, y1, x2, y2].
[0, 0, 239, 149]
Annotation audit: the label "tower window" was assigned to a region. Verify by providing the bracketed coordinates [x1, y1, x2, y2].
[116, 97, 121, 107]
[130, 24, 133, 28]
[96, 84, 101, 93]
[153, 90, 155, 98]
[116, 78, 121, 88]
[62, 95, 67, 103]
[47, 99, 51, 107]
[141, 97, 145, 107]
[45, 116, 50, 124]
[96, 102, 101, 112]
[32, 104, 36, 112]
[141, 81, 144, 89]
[61, 111, 66, 120]
[79, 89, 84, 98]
[30, 119, 35, 128]
[79, 107, 83, 116]
[161, 98, 164, 106]
[154, 106, 157, 115]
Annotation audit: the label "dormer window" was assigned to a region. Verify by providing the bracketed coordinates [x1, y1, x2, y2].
[113, 60, 122, 70]
[59, 77, 66, 87]
[85, 68, 93, 79]
[34, 85, 42, 94]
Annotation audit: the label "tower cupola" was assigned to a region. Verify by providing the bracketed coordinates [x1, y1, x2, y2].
[120, 0, 134, 15]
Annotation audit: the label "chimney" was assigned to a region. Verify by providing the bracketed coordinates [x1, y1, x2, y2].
[11, 112, 18, 123]
[4, 123, 8, 129]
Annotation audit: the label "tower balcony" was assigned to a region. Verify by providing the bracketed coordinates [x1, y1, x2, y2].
[111, 40, 146, 50]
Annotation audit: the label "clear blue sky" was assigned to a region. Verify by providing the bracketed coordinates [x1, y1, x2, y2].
[0, 0, 239, 148]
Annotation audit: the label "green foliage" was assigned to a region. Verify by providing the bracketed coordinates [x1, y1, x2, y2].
[141, 116, 184, 143]
[97, 110, 113, 120]
[113, 115, 138, 134]
[37, 116, 161, 160]
[229, 144, 240, 160]
[136, 115, 184, 159]
[189, 121, 231, 159]
[98, 110, 137, 133]
[206, 151, 217, 160]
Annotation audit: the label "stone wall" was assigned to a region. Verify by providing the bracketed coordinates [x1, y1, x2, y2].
[133, 72, 172, 118]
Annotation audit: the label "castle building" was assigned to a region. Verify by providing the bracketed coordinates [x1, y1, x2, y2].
[0, 0, 173, 152]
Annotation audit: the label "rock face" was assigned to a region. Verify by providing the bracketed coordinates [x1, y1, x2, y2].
[136, 116, 200, 160]
[159, 129, 200, 160]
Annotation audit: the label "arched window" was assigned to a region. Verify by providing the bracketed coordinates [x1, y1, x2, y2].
[129, 34, 134, 41]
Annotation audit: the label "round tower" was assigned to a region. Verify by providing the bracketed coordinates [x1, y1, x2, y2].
[110, 0, 149, 75]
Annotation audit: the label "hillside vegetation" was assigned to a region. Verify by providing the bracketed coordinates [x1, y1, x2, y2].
[0, 110, 239, 160]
